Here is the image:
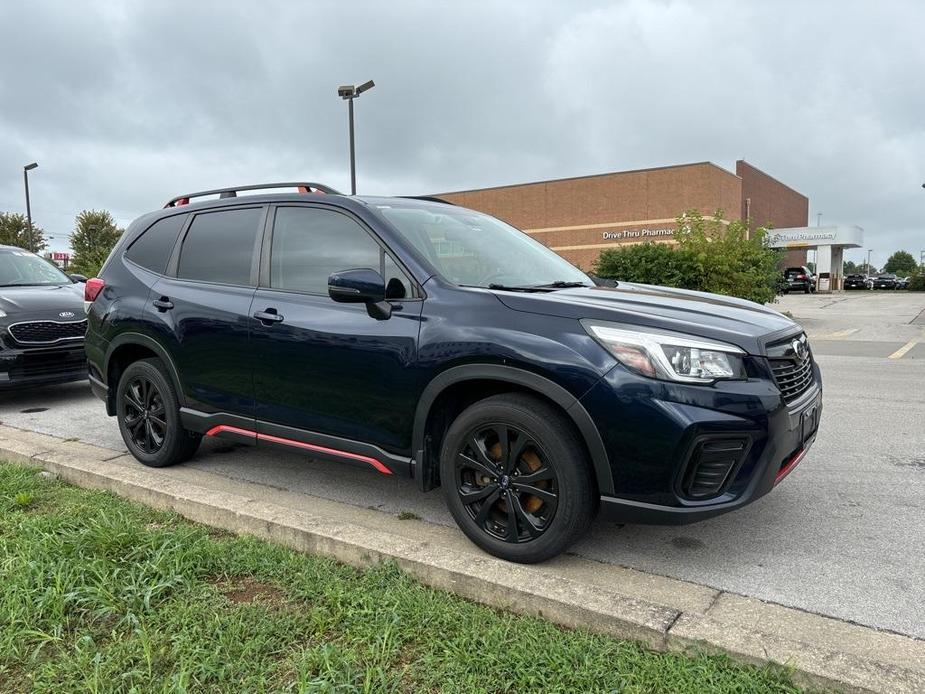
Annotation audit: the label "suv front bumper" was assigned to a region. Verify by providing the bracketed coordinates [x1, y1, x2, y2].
[581, 361, 822, 525]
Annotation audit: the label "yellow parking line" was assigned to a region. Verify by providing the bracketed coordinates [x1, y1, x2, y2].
[888, 339, 919, 360]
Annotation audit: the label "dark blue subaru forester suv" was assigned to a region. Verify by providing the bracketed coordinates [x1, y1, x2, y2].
[85, 182, 821, 563]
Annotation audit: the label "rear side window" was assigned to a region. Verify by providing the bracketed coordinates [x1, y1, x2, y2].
[124, 214, 187, 274]
[177, 208, 262, 285]
[270, 207, 411, 297]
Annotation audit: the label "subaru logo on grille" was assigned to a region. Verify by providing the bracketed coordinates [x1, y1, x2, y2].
[59, 311, 75, 319]
[791, 337, 807, 361]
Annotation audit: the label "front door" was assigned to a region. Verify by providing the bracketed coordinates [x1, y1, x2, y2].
[147, 205, 264, 417]
[249, 204, 422, 455]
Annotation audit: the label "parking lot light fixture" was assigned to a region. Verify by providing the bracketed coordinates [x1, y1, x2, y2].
[337, 80, 375, 195]
[23, 162, 38, 252]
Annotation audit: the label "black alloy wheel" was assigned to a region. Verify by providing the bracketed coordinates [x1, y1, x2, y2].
[455, 423, 559, 543]
[122, 374, 167, 454]
[440, 393, 594, 563]
[116, 358, 201, 467]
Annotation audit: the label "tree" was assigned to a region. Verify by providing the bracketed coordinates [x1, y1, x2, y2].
[883, 250, 917, 276]
[843, 260, 858, 274]
[0, 212, 48, 252]
[594, 210, 784, 304]
[908, 270, 925, 291]
[673, 211, 784, 304]
[69, 210, 123, 277]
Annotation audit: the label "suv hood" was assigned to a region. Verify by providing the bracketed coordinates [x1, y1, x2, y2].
[495, 282, 798, 355]
[0, 284, 84, 318]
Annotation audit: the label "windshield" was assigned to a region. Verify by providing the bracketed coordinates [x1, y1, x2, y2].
[376, 204, 591, 288]
[0, 250, 72, 286]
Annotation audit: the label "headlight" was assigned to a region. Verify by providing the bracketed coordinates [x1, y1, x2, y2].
[581, 320, 747, 383]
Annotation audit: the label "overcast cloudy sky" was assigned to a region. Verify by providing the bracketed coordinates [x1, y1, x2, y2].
[1, 0, 923, 268]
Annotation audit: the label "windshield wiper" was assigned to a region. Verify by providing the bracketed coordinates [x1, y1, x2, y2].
[485, 283, 549, 292]
[530, 281, 592, 289]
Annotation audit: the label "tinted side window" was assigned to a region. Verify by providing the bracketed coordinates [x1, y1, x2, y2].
[177, 208, 262, 285]
[383, 253, 410, 299]
[271, 207, 407, 295]
[125, 214, 187, 274]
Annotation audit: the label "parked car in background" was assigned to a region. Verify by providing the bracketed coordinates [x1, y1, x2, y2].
[844, 274, 868, 290]
[783, 266, 816, 294]
[84, 182, 822, 563]
[895, 276, 910, 289]
[0, 245, 88, 389]
[872, 274, 899, 290]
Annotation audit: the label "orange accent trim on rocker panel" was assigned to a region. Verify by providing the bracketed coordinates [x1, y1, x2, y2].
[204, 425, 393, 475]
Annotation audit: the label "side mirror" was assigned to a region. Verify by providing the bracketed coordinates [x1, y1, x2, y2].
[69, 273, 88, 283]
[328, 268, 391, 319]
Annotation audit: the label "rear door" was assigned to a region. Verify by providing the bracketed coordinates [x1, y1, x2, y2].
[146, 205, 265, 417]
[249, 204, 423, 456]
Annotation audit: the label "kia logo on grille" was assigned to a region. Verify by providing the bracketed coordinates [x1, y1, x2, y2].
[58, 311, 75, 319]
[791, 337, 807, 361]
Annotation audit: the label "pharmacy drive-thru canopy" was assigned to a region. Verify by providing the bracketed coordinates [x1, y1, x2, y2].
[768, 225, 864, 292]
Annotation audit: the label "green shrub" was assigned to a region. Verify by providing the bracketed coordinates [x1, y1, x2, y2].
[594, 240, 700, 289]
[593, 210, 784, 304]
[908, 271, 925, 291]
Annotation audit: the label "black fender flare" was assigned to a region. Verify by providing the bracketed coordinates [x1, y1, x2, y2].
[412, 364, 614, 495]
[103, 332, 187, 411]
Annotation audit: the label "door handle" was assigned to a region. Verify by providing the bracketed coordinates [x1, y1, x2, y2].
[253, 309, 284, 324]
[152, 297, 174, 311]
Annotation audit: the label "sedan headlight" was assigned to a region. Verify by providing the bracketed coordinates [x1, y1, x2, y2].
[581, 320, 747, 384]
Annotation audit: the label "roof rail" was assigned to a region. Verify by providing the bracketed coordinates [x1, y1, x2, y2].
[397, 195, 456, 205]
[164, 182, 343, 208]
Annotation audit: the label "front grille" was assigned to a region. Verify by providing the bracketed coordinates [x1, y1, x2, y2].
[8, 320, 86, 345]
[767, 334, 816, 404]
[681, 436, 750, 499]
[769, 354, 815, 403]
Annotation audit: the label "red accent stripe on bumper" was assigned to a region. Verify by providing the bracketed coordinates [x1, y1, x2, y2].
[205, 425, 392, 475]
[775, 447, 807, 484]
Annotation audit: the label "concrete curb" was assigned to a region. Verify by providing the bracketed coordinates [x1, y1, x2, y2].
[1, 424, 923, 694]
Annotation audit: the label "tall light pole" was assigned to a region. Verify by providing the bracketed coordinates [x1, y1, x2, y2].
[337, 80, 375, 195]
[23, 162, 38, 251]
[866, 249, 873, 275]
[816, 212, 822, 227]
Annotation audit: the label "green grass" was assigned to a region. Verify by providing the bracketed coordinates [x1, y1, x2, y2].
[0, 463, 807, 693]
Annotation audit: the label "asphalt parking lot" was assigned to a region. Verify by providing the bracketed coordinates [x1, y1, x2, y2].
[2, 290, 923, 639]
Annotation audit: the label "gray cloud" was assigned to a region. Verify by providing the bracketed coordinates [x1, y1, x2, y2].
[0, 0, 922, 269]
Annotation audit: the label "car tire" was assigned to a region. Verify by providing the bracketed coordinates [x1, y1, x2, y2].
[116, 358, 202, 467]
[440, 393, 595, 563]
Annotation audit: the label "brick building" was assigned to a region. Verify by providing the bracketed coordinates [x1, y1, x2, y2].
[437, 160, 809, 269]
